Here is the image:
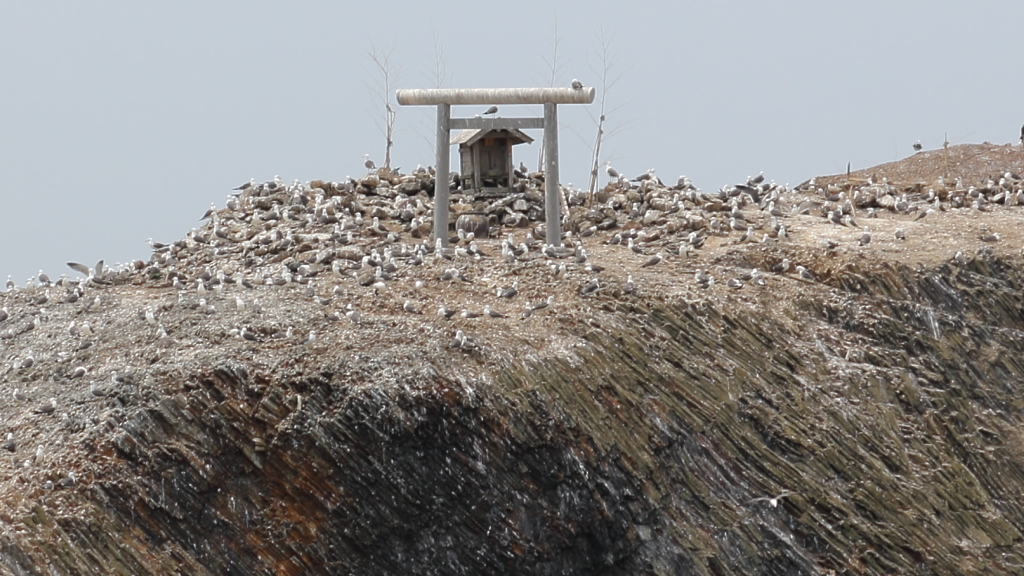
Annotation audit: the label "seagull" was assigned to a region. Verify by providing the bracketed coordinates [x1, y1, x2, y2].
[571, 79, 583, 89]
[449, 330, 466, 349]
[2, 433, 14, 452]
[233, 178, 255, 191]
[362, 154, 377, 171]
[438, 304, 458, 319]
[531, 296, 555, 310]
[68, 366, 88, 379]
[66, 262, 92, 277]
[200, 203, 217, 220]
[57, 473, 76, 488]
[482, 105, 498, 116]
[622, 274, 636, 294]
[641, 253, 663, 268]
[499, 281, 519, 299]
[403, 300, 423, 314]
[1020, 124, 1024, 144]
[461, 310, 482, 319]
[240, 326, 261, 342]
[859, 228, 871, 246]
[979, 231, 1000, 243]
[33, 398, 57, 414]
[484, 306, 506, 318]
[345, 307, 361, 325]
[894, 228, 907, 241]
[694, 270, 714, 288]
[0, 307, 7, 322]
[726, 278, 744, 289]
[913, 140, 922, 152]
[13, 389, 29, 402]
[580, 279, 600, 296]
[19, 356, 34, 370]
[795, 265, 816, 281]
[605, 161, 620, 179]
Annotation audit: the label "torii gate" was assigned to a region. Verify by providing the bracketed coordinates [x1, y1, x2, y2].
[395, 87, 595, 247]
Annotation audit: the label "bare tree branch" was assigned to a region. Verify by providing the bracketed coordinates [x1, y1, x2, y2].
[585, 28, 632, 202]
[366, 40, 400, 169]
[432, 31, 447, 89]
[537, 16, 562, 171]
[410, 31, 453, 161]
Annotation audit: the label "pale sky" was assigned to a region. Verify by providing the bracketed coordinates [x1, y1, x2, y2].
[2, 1, 1021, 283]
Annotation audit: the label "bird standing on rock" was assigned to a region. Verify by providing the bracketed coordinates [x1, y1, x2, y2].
[796, 265, 816, 281]
[641, 253, 663, 268]
[450, 330, 466, 349]
[363, 154, 376, 171]
[913, 140, 922, 152]
[34, 398, 56, 415]
[580, 279, 600, 296]
[498, 281, 518, 299]
[482, 105, 498, 116]
[694, 270, 714, 288]
[729, 217, 747, 232]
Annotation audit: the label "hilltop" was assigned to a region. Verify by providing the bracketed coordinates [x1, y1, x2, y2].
[1, 142, 1024, 574]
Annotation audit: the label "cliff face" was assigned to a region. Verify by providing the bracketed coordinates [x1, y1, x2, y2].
[3, 144, 1024, 575]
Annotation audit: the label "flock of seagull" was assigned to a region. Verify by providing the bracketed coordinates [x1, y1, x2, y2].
[2, 146, 1024, 489]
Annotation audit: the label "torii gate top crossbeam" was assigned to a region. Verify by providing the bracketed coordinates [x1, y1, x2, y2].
[396, 87, 595, 106]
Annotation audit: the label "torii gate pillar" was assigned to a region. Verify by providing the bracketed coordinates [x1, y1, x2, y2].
[396, 87, 595, 247]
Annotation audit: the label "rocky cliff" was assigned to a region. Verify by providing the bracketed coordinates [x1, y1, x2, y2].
[2, 143, 1024, 574]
